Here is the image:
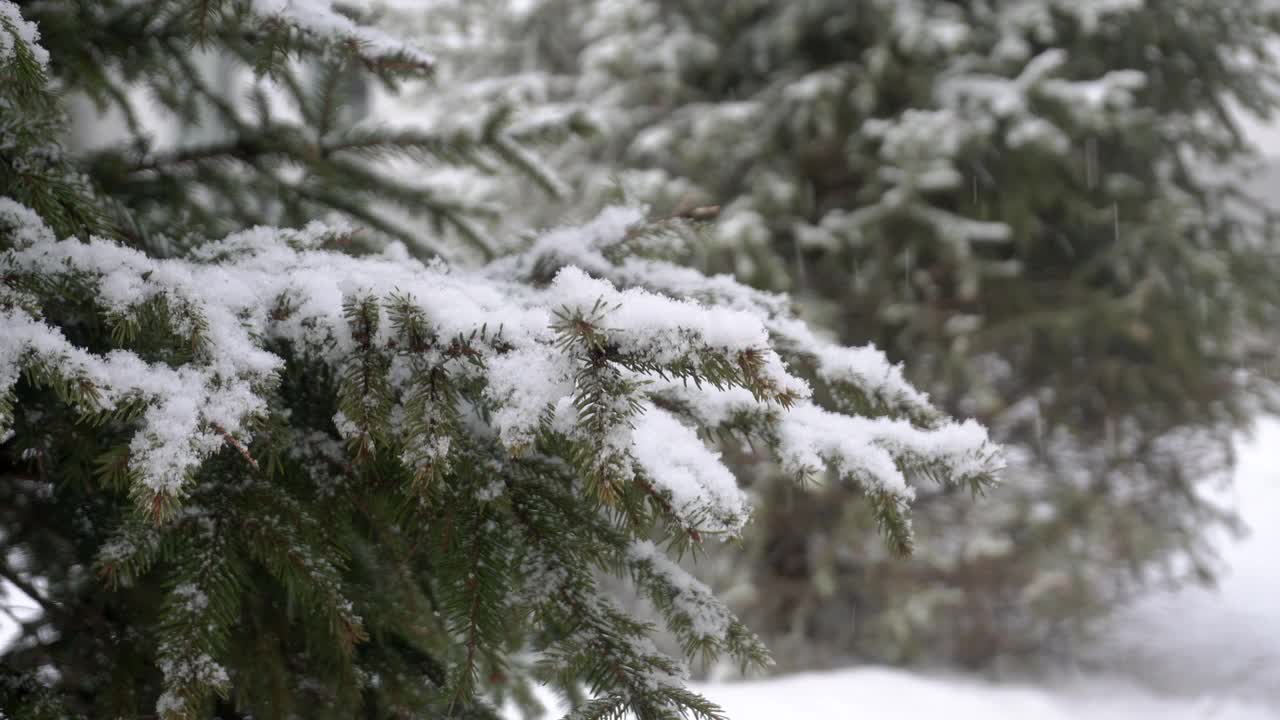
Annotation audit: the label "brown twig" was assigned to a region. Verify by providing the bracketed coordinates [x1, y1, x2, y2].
[210, 422, 259, 471]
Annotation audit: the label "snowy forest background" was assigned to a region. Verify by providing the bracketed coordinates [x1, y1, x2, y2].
[1, 1, 1279, 718]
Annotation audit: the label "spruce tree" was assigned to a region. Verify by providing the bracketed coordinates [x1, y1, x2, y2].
[0, 2, 1000, 717]
[440, 0, 1280, 666]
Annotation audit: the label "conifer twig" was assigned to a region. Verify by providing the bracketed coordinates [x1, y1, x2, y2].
[210, 421, 259, 471]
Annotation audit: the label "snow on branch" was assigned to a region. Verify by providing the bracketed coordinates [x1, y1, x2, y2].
[0, 306, 273, 505]
[492, 207, 1003, 546]
[0, 1, 49, 70]
[490, 207, 944, 422]
[630, 405, 750, 536]
[250, 0, 434, 71]
[644, 375, 1000, 515]
[1, 199, 999, 546]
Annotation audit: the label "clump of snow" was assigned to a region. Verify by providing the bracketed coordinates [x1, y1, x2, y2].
[779, 404, 997, 498]
[155, 649, 230, 716]
[769, 316, 938, 418]
[547, 267, 790, 390]
[171, 583, 209, 613]
[155, 690, 186, 716]
[0, 1, 49, 70]
[0, 308, 268, 496]
[630, 407, 751, 536]
[484, 345, 574, 449]
[0, 197, 54, 247]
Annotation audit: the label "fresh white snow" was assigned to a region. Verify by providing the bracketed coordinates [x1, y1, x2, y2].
[630, 406, 752, 536]
[0, 0, 49, 69]
[689, 666, 1276, 720]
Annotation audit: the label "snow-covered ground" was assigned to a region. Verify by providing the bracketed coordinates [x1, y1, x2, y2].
[688, 666, 1276, 720]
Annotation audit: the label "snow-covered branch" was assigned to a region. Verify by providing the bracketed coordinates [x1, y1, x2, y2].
[2, 199, 1000, 542]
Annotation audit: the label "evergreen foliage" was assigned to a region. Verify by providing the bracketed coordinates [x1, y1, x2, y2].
[436, 0, 1280, 666]
[0, 2, 999, 718]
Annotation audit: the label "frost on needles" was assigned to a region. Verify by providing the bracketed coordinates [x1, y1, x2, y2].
[0, 3, 1001, 719]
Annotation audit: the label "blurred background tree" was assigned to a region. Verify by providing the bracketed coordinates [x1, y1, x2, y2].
[382, 0, 1280, 669]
